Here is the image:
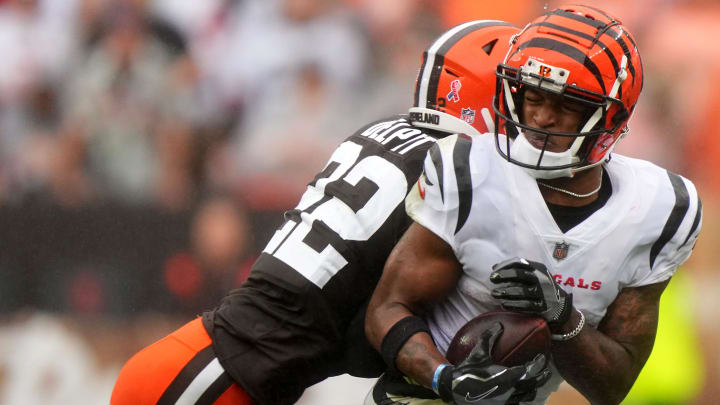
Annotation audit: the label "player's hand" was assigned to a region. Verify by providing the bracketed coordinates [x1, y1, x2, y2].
[436, 322, 550, 405]
[489, 257, 572, 327]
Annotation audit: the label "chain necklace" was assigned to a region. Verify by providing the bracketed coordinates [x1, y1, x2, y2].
[537, 180, 602, 198]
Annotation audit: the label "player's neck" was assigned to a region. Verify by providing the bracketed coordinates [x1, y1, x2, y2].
[537, 166, 603, 207]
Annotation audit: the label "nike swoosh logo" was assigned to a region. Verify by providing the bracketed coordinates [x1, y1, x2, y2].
[417, 178, 426, 200]
[465, 386, 498, 402]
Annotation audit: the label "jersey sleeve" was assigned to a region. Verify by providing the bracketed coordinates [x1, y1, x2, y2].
[629, 173, 703, 287]
[405, 134, 474, 249]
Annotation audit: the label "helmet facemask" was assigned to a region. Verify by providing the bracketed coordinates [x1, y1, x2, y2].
[492, 5, 642, 179]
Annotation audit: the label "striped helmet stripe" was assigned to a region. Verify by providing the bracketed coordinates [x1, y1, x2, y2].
[550, 9, 638, 84]
[532, 22, 621, 76]
[514, 37, 607, 94]
[586, 3, 644, 84]
[413, 52, 429, 107]
[416, 20, 512, 108]
[618, 29, 642, 88]
[601, 31, 637, 86]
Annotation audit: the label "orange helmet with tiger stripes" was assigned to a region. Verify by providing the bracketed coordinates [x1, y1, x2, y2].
[493, 5, 644, 178]
[409, 20, 519, 136]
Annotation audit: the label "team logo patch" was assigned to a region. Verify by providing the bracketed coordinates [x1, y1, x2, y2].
[460, 108, 475, 124]
[553, 241, 570, 261]
[538, 65, 552, 78]
[522, 58, 569, 92]
[447, 79, 462, 103]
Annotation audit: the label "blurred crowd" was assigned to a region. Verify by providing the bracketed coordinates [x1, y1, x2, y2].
[0, 0, 439, 316]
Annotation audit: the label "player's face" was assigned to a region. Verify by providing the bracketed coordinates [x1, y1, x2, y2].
[520, 88, 587, 153]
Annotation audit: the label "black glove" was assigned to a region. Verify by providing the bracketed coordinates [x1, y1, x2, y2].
[489, 257, 572, 327]
[436, 322, 550, 405]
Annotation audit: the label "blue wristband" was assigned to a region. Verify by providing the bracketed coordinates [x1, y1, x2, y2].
[432, 363, 451, 394]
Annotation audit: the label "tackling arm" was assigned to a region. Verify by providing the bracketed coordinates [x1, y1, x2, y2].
[551, 279, 670, 405]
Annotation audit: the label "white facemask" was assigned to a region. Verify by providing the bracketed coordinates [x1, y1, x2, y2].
[509, 132, 578, 179]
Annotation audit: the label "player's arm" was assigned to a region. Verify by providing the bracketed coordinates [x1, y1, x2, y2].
[365, 221, 461, 387]
[490, 258, 669, 405]
[366, 224, 548, 404]
[552, 280, 669, 405]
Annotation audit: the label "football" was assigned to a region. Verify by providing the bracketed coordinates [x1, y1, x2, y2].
[445, 311, 551, 367]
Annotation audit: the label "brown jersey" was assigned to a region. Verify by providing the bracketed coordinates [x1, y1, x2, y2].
[203, 116, 443, 404]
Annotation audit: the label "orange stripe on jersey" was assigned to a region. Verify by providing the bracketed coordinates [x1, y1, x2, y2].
[111, 317, 253, 405]
[417, 178, 426, 200]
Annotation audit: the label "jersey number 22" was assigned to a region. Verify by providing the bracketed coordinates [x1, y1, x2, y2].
[263, 141, 407, 287]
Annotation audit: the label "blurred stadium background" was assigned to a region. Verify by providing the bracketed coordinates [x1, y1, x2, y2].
[0, 0, 717, 404]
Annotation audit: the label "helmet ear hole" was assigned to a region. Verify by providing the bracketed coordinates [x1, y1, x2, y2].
[482, 39, 499, 55]
[444, 68, 460, 77]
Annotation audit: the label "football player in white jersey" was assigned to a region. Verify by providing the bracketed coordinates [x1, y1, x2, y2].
[365, 5, 702, 405]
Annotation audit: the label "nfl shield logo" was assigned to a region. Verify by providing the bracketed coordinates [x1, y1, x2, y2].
[553, 241, 570, 261]
[461, 108, 475, 124]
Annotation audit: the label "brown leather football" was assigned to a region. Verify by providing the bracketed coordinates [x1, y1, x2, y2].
[445, 311, 551, 367]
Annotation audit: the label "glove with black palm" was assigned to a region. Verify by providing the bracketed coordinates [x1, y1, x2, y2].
[435, 322, 550, 405]
[489, 257, 572, 328]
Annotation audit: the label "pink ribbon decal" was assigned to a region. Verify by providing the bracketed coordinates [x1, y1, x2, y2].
[447, 79, 462, 103]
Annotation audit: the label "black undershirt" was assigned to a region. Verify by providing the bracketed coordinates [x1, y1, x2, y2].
[543, 169, 612, 233]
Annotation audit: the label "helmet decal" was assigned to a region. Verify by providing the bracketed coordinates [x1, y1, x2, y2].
[446, 79, 462, 103]
[461, 108, 475, 124]
[410, 20, 520, 136]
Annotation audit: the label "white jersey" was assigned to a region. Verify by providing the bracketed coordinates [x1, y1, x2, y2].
[405, 133, 702, 403]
